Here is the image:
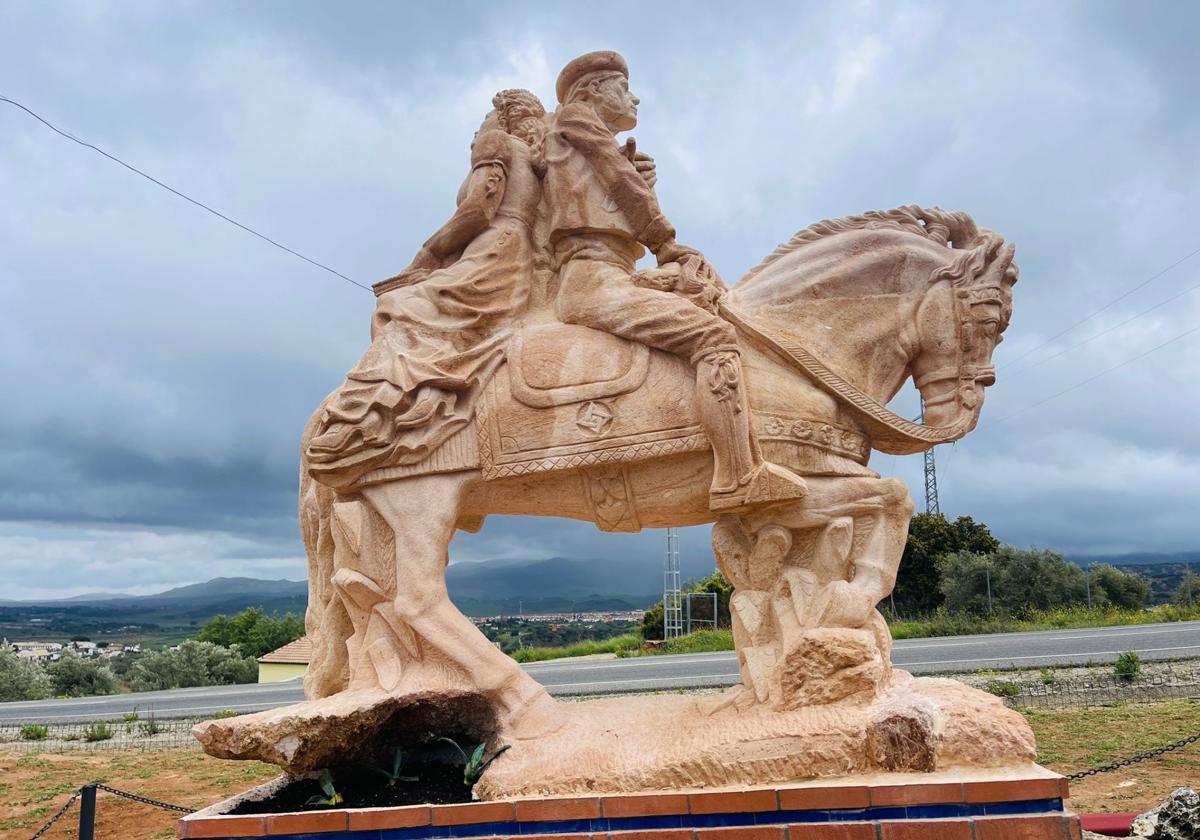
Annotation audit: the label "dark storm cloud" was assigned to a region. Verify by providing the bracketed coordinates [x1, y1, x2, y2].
[1, 0, 1197, 597]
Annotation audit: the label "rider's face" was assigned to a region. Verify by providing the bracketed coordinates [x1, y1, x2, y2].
[591, 76, 639, 132]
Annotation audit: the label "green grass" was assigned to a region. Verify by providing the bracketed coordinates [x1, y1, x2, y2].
[502, 603, 1200, 665]
[889, 603, 1200, 640]
[510, 633, 642, 663]
[657, 629, 734, 654]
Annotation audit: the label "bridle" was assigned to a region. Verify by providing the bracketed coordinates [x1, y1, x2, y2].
[719, 278, 1006, 457]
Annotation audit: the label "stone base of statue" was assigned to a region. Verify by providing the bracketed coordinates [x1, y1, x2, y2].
[195, 671, 1035, 790]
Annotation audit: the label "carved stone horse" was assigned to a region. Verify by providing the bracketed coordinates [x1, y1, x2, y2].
[298, 206, 1016, 738]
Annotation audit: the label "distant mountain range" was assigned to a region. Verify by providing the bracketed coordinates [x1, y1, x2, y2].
[0, 553, 718, 640]
[1067, 550, 1200, 567]
[6, 549, 1195, 642]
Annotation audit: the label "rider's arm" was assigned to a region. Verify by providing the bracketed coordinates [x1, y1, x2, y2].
[419, 129, 510, 262]
[555, 103, 675, 251]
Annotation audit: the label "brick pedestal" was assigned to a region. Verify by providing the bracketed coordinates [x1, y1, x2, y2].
[178, 767, 1081, 839]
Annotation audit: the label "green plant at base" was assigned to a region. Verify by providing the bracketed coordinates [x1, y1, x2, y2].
[139, 716, 162, 737]
[1038, 667, 1057, 685]
[304, 769, 343, 807]
[986, 678, 1020, 698]
[19, 724, 48, 741]
[439, 738, 511, 787]
[83, 722, 113, 742]
[1114, 651, 1141, 682]
[373, 749, 418, 786]
[210, 709, 239, 719]
[121, 707, 140, 722]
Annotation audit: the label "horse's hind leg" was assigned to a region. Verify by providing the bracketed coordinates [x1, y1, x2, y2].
[362, 474, 560, 738]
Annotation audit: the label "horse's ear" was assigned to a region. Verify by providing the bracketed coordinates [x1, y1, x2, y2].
[999, 244, 1018, 285]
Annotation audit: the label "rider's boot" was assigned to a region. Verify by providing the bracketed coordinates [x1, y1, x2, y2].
[695, 349, 807, 512]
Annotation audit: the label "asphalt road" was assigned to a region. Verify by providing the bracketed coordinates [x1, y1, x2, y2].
[2, 620, 1197, 724]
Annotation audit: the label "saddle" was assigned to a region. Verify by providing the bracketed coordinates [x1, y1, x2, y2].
[476, 322, 706, 481]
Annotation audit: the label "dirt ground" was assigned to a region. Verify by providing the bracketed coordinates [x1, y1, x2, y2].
[0, 750, 278, 839]
[1027, 698, 1200, 814]
[1, 699, 1197, 839]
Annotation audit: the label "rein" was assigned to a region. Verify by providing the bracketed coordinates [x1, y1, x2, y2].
[718, 301, 976, 456]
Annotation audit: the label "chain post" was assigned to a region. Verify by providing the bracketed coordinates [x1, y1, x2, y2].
[78, 784, 97, 840]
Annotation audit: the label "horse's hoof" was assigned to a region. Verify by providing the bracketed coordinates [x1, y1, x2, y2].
[505, 691, 566, 740]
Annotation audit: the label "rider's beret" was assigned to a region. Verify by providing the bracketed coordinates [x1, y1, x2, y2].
[556, 50, 629, 104]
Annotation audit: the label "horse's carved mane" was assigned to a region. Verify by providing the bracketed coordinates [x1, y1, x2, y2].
[740, 205, 983, 285]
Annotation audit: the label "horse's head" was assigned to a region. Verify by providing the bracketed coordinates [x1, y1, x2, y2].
[911, 235, 1018, 428]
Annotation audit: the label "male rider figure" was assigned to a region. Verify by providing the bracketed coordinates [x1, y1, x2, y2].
[543, 51, 807, 511]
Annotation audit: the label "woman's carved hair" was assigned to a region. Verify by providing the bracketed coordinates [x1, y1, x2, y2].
[492, 88, 546, 145]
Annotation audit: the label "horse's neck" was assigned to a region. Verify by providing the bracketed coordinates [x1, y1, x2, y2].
[729, 231, 934, 407]
[729, 291, 917, 408]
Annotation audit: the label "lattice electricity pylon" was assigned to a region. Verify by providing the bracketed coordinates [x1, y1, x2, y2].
[663, 527, 684, 639]
[918, 398, 940, 516]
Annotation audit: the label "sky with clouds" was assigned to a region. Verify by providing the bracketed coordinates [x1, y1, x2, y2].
[1, 1, 1198, 599]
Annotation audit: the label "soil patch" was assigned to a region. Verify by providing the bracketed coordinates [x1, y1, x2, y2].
[229, 763, 470, 814]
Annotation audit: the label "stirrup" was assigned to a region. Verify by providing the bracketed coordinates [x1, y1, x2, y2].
[709, 462, 807, 512]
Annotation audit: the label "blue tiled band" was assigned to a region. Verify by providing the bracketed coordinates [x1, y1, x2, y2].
[230, 797, 1066, 839]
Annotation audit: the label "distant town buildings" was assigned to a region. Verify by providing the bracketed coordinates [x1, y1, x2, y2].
[5, 639, 141, 662]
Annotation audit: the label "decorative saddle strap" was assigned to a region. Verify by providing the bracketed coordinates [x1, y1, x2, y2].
[718, 302, 973, 455]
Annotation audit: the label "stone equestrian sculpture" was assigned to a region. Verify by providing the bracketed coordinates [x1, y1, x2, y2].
[196, 50, 1032, 796]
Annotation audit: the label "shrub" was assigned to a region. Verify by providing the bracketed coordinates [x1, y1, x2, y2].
[0, 647, 52, 701]
[129, 640, 257, 691]
[138, 717, 162, 737]
[210, 708, 239, 720]
[83, 722, 113, 742]
[46, 652, 118, 698]
[1174, 572, 1200, 608]
[1114, 651, 1141, 682]
[986, 678, 1021, 698]
[1039, 668, 1057, 685]
[19, 724, 49, 741]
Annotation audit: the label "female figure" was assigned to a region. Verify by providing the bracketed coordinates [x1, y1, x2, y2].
[307, 90, 547, 489]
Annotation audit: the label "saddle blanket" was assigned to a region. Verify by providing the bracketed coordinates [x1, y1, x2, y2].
[476, 323, 707, 480]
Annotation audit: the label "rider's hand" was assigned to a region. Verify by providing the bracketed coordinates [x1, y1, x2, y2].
[656, 238, 700, 266]
[633, 151, 657, 189]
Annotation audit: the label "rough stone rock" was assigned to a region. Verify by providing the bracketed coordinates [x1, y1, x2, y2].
[780, 627, 883, 707]
[192, 688, 496, 775]
[866, 691, 941, 772]
[474, 669, 1037, 799]
[1131, 787, 1199, 839]
[915, 676, 1037, 768]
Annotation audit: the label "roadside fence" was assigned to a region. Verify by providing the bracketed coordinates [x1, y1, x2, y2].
[0, 716, 203, 752]
[991, 670, 1200, 710]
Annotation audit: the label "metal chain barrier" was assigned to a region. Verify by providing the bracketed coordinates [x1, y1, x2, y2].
[26, 788, 81, 840]
[26, 784, 195, 840]
[95, 783, 196, 813]
[1068, 731, 1200, 781]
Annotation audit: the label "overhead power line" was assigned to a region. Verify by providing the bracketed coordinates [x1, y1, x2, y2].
[993, 322, 1199, 424]
[1000, 245, 1200, 370]
[1, 94, 371, 293]
[1005, 274, 1200, 377]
